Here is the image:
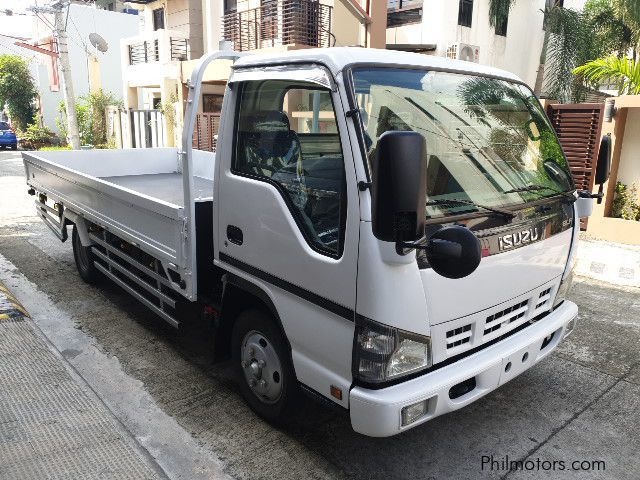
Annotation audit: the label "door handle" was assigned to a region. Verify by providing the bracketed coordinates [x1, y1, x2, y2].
[227, 225, 243, 245]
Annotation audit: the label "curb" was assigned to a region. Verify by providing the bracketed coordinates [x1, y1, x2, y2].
[576, 239, 640, 288]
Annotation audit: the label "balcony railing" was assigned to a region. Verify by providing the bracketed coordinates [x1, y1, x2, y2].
[223, 0, 332, 52]
[126, 30, 190, 65]
[129, 40, 159, 65]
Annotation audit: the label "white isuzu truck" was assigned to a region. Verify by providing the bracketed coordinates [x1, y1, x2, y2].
[22, 48, 608, 437]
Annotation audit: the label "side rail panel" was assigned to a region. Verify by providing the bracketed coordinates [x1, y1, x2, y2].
[23, 156, 193, 301]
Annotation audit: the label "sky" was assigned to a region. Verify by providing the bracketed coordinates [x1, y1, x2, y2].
[0, 0, 46, 39]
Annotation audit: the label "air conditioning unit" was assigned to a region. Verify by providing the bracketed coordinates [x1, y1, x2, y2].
[445, 43, 480, 63]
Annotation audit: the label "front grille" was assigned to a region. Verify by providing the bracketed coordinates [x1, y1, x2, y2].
[432, 280, 560, 364]
[483, 299, 528, 336]
[534, 287, 552, 311]
[446, 324, 472, 349]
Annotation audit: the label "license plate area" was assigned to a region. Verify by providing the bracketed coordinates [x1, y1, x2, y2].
[498, 345, 536, 385]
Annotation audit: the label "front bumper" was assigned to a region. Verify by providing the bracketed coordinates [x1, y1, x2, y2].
[349, 300, 578, 437]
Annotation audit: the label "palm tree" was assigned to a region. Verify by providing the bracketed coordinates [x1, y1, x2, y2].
[538, 0, 640, 102]
[573, 55, 640, 94]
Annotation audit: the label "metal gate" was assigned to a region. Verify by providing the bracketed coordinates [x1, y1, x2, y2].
[546, 103, 605, 229]
[192, 113, 221, 151]
[130, 109, 167, 148]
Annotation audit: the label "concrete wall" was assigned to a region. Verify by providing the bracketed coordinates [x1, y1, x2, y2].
[331, 0, 364, 47]
[386, 0, 550, 87]
[617, 109, 640, 189]
[33, 5, 138, 134]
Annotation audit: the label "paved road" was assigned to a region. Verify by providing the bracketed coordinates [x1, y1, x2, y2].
[1, 151, 639, 480]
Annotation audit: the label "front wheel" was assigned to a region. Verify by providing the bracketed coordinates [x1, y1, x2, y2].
[72, 225, 101, 284]
[231, 309, 300, 423]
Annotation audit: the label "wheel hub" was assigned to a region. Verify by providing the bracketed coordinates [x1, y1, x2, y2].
[241, 331, 283, 404]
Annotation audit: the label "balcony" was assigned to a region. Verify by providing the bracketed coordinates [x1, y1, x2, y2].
[223, 0, 333, 52]
[125, 30, 190, 66]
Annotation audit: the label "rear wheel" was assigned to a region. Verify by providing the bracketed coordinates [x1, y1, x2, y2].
[72, 225, 101, 284]
[231, 309, 300, 423]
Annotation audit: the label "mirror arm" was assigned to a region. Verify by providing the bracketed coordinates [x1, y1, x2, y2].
[578, 189, 604, 204]
[397, 238, 463, 259]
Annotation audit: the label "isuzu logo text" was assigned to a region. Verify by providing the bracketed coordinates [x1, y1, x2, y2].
[498, 227, 540, 251]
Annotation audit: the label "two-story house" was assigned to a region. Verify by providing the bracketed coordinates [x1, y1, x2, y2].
[119, 0, 385, 149]
[386, 0, 586, 87]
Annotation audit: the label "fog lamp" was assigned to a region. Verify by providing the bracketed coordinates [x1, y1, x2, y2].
[564, 317, 577, 338]
[401, 399, 429, 426]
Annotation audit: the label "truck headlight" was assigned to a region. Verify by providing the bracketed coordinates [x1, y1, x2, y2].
[554, 270, 574, 308]
[354, 318, 432, 384]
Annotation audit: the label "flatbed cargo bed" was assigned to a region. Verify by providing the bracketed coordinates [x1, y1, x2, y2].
[22, 147, 216, 301]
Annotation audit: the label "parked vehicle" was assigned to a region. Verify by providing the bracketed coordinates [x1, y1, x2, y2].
[22, 48, 607, 437]
[0, 121, 17, 150]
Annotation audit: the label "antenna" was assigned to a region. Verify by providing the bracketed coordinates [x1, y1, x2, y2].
[89, 32, 108, 53]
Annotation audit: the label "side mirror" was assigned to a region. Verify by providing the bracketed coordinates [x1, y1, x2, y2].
[371, 131, 427, 243]
[426, 226, 481, 279]
[595, 134, 611, 185]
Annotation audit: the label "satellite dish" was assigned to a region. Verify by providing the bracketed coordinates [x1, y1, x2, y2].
[89, 33, 109, 53]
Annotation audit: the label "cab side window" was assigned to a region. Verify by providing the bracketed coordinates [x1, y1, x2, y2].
[233, 81, 346, 256]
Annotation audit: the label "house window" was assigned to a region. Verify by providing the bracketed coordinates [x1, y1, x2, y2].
[203, 94, 224, 113]
[496, 12, 508, 36]
[458, 0, 473, 28]
[224, 0, 237, 13]
[387, 1, 423, 27]
[152, 8, 165, 31]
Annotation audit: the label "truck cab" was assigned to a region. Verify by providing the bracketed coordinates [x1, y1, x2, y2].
[24, 48, 602, 437]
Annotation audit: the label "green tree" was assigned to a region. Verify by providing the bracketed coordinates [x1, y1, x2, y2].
[0, 55, 37, 130]
[573, 55, 640, 94]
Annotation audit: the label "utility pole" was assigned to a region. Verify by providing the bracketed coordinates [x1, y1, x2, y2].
[28, 1, 80, 149]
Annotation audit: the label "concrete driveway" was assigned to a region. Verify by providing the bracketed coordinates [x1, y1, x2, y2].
[1, 150, 639, 479]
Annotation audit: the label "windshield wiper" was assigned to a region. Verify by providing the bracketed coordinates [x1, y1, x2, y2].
[504, 184, 576, 201]
[426, 198, 516, 219]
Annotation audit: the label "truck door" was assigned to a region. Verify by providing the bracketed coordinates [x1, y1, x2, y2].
[215, 66, 359, 405]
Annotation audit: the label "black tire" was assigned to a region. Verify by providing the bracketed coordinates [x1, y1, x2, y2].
[231, 309, 300, 423]
[72, 225, 101, 284]
[10, 144, 17, 151]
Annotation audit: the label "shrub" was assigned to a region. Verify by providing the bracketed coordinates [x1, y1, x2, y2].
[19, 122, 59, 150]
[611, 181, 640, 221]
[56, 89, 122, 147]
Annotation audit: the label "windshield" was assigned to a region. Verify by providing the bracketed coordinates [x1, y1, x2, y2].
[352, 68, 574, 219]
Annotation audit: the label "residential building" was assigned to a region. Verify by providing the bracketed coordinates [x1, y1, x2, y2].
[71, 0, 138, 13]
[120, 0, 385, 149]
[386, 0, 587, 87]
[11, 4, 138, 136]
